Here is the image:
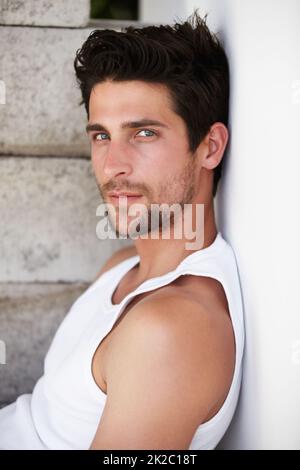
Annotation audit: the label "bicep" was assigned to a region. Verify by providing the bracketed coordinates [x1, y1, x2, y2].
[89, 303, 217, 450]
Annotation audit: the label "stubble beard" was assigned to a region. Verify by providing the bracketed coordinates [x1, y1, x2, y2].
[97, 155, 197, 240]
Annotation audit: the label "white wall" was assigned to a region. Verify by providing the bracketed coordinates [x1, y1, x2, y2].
[141, 0, 300, 449]
[140, 0, 187, 23]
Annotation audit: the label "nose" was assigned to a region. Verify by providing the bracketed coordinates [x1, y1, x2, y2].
[103, 141, 133, 180]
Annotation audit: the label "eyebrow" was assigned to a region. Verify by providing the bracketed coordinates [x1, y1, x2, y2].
[85, 119, 169, 134]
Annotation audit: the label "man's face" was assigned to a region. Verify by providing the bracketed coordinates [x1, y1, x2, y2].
[87, 80, 199, 238]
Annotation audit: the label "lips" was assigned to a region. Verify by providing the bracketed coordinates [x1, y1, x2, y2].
[107, 192, 143, 205]
[108, 192, 142, 197]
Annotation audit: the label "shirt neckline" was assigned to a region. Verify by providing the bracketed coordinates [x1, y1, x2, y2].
[106, 231, 224, 308]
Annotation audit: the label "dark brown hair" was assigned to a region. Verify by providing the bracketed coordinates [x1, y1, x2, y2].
[74, 9, 229, 197]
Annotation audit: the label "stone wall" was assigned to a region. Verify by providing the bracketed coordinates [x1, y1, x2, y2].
[0, 0, 131, 406]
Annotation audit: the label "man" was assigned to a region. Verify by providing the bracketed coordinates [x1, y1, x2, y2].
[0, 10, 244, 450]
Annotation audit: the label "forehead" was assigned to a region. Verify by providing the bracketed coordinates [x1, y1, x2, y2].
[88, 80, 176, 123]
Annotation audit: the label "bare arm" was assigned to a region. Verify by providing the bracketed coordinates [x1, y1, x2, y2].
[89, 292, 235, 450]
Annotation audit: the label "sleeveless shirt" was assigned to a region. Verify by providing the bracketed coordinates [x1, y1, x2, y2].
[0, 231, 245, 449]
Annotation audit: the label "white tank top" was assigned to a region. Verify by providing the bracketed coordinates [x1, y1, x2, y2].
[0, 232, 245, 450]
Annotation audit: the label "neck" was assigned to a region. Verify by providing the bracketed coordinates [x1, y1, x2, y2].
[131, 198, 217, 283]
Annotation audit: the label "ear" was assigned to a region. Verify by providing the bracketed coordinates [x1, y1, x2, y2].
[200, 122, 229, 170]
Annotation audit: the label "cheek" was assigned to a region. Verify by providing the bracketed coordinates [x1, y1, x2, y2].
[91, 147, 105, 174]
[142, 138, 183, 165]
[150, 140, 187, 175]
[91, 157, 105, 187]
[91, 153, 98, 174]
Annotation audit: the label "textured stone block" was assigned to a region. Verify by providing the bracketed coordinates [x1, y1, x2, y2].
[0, 156, 131, 282]
[0, 282, 88, 406]
[0, 0, 90, 27]
[0, 26, 92, 157]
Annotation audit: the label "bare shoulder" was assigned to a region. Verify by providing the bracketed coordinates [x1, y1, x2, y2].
[110, 286, 235, 418]
[95, 245, 137, 280]
[90, 287, 235, 449]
